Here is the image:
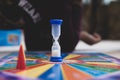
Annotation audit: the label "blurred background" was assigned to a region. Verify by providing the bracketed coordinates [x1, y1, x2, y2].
[0, 0, 120, 40]
[0, 0, 120, 52]
[82, 0, 120, 40]
[74, 0, 120, 57]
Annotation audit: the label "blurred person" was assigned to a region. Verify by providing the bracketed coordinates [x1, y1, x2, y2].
[0, 0, 101, 52]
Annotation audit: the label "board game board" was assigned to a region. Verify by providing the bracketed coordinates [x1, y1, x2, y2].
[0, 51, 120, 80]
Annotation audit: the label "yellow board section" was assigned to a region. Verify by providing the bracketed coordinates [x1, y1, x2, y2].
[16, 64, 54, 78]
[14, 57, 36, 60]
[86, 62, 119, 66]
[64, 54, 80, 59]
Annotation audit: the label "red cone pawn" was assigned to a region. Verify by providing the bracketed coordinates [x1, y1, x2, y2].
[16, 44, 26, 70]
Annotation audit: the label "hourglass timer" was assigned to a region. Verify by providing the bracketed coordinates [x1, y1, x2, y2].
[50, 19, 63, 62]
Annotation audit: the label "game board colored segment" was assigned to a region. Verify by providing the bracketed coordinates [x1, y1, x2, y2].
[78, 64, 119, 73]
[86, 62, 120, 66]
[92, 71, 120, 80]
[61, 64, 93, 80]
[16, 64, 54, 78]
[69, 64, 107, 77]
[4, 63, 47, 73]
[64, 54, 81, 60]
[0, 71, 36, 80]
[87, 63, 120, 69]
[38, 64, 63, 80]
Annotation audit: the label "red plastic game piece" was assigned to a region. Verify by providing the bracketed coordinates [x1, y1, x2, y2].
[16, 44, 26, 70]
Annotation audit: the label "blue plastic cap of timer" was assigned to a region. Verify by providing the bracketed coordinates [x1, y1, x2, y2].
[50, 19, 63, 25]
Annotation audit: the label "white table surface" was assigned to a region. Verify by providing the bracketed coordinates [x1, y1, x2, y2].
[75, 40, 120, 59]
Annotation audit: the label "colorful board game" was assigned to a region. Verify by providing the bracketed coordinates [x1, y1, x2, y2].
[0, 51, 120, 80]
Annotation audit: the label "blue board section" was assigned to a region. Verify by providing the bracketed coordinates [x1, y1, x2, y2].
[69, 64, 107, 77]
[0, 29, 22, 46]
[38, 64, 63, 80]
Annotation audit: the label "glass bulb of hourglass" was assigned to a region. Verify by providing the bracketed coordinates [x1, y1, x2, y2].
[52, 41, 61, 57]
[52, 24, 61, 41]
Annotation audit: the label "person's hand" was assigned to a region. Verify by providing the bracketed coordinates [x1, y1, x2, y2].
[80, 31, 101, 45]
